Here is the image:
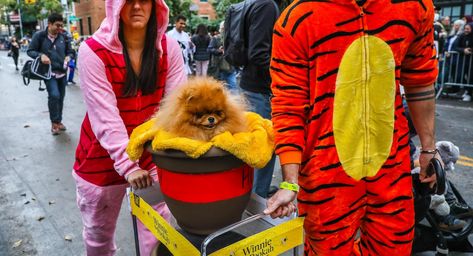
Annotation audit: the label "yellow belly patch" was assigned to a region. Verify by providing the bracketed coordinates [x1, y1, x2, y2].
[333, 35, 396, 180]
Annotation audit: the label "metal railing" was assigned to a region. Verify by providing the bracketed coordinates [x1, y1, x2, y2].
[436, 51, 473, 99]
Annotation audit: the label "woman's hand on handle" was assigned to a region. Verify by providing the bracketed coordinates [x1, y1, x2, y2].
[127, 169, 153, 189]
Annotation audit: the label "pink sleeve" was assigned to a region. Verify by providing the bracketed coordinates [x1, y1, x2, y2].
[164, 37, 187, 94]
[78, 43, 140, 180]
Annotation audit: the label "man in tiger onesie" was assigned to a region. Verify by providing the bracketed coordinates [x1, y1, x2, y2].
[264, 0, 441, 255]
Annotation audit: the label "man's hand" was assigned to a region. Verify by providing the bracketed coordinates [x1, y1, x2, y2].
[418, 151, 442, 188]
[64, 56, 71, 63]
[127, 169, 153, 189]
[264, 189, 297, 218]
[41, 54, 51, 64]
[465, 48, 472, 55]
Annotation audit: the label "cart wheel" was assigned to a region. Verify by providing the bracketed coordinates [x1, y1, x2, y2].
[436, 246, 448, 256]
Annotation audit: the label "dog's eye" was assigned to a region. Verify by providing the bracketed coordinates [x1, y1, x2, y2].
[195, 112, 203, 118]
[216, 111, 223, 116]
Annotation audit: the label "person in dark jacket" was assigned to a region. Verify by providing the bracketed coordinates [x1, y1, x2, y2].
[454, 23, 473, 101]
[9, 36, 20, 71]
[208, 21, 237, 91]
[191, 24, 211, 76]
[27, 13, 74, 135]
[239, 0, 280, 198]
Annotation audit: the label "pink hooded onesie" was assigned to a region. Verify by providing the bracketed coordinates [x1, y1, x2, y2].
[73, 0, 186, 255]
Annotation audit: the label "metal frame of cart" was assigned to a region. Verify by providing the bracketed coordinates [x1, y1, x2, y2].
[128, 184, 304, 256]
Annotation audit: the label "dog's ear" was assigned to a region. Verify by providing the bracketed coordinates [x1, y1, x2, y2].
[212, 85, 224, 94]
[179, 88, 196, 104]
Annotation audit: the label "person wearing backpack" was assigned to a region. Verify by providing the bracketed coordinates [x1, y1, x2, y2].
[208, 21, 237, 91]
[232, 0, 280, 198]
[191, 24, 211, 76]
[27, 13, 75, 135]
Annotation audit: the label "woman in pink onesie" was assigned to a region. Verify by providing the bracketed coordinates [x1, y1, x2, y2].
[73, 0, 186, 255]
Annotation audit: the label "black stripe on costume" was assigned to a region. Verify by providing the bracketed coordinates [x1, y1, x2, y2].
[362, 173, 386, 182]
[396, 104, 404, 110]
[331, 231, 357, 250]
[272, 112, 305, 118]
[281, 0, 331, 28]
[394, 224, 415, 236]
[381, 161, 402, 169]
[391, 239, 413, 244]
[298, 196, 335, 205]
[391, 0, 426, 11]
[366, 238, 381, 255]
[309, 107, 330, 122]
[301, 154, 317, 166]
[398, 131, 410, 142]
[367, 195, 412, 208]
[313, 92, 335, 104]
[278, 125, 305, 132]
[413, 28, 433, 43]
[366, 190, 379, 196]
[401, 68, 435, 74]
[275, 84, 305, 91]
[273, 29, 283, 37]
[366, 208, 405, 216]
[275, 143, 303, 151]
[311, 29, 363, 49]
[291, 11, 314, 36]
[320, 162, 341, 171]
[314, 144, 335, 150]
[318, 131, 333, 141]
[405, 54, 425, 59]
[349, 194, 366, 208]
[308, 50, 338, 61]
[308, 235, 326, 242]
[319, 225, 350, 234]
[389, 172, 411, 187]
[300, 183, 355, 193]
[272, 58, 309, 68]
[323, 203, 366, 226]
[364, 232, 395, 249]
[366, 20, 417, 36]
[270, 66, 297, 79]
[336, 15, 362, 27]
[386, 38, 405, 45]
[317, 68, 339, 81]
[398, 141, 410, 150]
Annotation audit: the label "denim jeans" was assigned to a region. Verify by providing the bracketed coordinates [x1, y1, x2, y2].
[45, 76, 67, 123]
[219, 71, 238, 93]
[243, 90, 276, 198]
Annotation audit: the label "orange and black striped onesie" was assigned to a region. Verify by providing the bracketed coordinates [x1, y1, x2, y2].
[270, 0, 438, 255]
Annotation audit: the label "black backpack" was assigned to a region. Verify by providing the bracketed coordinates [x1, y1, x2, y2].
[223, 0, 255, 68]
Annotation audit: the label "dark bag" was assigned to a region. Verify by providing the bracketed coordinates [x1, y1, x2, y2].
[7, 51, 12, 57]
[21, 57, 51, 86]
[223, 0, 255, 68]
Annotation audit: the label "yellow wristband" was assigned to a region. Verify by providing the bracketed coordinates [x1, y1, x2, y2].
[279, 181, 299, 192]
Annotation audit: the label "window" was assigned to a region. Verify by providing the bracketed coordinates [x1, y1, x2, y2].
[87, 16, 92, 35]
[199, 15, 209, 20]
[79, 18, 84, 36]
[466, 4, 472, 17]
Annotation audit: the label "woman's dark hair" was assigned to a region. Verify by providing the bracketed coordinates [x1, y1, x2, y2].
[196, 24, 208, 37]
[119, 1, 158, 97]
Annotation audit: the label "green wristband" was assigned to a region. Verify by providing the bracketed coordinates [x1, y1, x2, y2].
[280, 181, 299, 192]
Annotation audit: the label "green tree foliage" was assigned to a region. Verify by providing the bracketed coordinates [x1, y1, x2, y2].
[212, 0, 241, 20]
[165, 0, 196, 26]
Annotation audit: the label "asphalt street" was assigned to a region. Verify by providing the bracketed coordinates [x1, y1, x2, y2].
[0, 51, 472, 256]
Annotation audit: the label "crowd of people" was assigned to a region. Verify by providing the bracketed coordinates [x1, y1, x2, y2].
[435, 13, 473, 102]
[3, 0, 472, 255]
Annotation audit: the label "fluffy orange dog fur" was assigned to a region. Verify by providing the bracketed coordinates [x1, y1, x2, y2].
[154, 77, 248, 141]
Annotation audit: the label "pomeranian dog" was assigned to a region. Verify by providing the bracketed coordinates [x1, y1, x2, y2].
[154, 77, 248, 141]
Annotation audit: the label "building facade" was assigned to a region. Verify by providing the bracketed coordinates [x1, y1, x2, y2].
[434, 0, 473, 20]
[193, 0, 216, 20]
[73, 0, 105, 37]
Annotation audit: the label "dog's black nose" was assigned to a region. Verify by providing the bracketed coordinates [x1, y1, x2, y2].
[208, 117, 215, 123]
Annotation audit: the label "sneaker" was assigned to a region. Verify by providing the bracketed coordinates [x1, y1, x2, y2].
[450, 201, 473, 218]
[51, 123, 60, 135]
[57, 123, 67, 131]
[462, 93, 472, 102]
[438, 214, 467, 232]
